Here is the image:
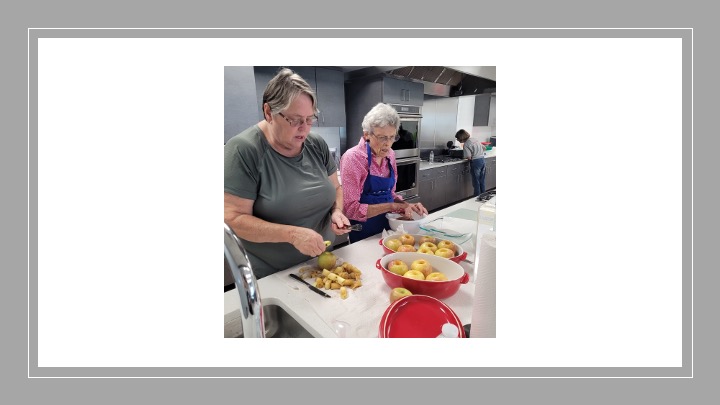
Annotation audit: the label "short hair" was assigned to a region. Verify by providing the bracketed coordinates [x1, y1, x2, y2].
[262, 68, 319, 115]
[455, 129, 471, 142]
[361, 103, 401, 134]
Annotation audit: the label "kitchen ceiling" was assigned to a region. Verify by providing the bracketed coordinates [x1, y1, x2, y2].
[338, 66, 496, 97]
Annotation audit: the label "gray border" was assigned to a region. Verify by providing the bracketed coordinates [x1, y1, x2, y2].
[27, 28, 691, 379]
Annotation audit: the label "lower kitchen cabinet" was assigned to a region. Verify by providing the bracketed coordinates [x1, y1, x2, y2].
[420, 164, 488, 212]
[485, 156, 496, 191]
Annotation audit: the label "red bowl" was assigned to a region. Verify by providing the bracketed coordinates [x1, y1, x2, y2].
[379, 233, 468, 263]
[376, 252, 470, 299]
[379, 295, 465, 338]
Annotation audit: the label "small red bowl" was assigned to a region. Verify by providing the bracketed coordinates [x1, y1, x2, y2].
[379, 233, 468, 263]
[376, 252, 470, 299]
[379, 295, 465, 338]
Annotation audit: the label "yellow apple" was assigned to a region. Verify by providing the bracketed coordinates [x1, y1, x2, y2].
[417, 247, 435, 255]
[317, 251, 337, 270]
[403, 269, 425, 280]
[410, 259, 433, 277]
[397, 244, 416, 252]
[425, 272, 448, 281]
[390, 287, 413, 303]
[437, 240, 456, 253]
[387, 259, 409, 276]
[399, 233, 415, 246]
[434, 247, 455, 259]
[385, 238, 402, 252]
[419, 242, 438, 253]
[419, 235, 436, 245]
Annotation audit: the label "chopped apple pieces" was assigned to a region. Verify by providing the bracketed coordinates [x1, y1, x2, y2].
[296, 260, 364, 298]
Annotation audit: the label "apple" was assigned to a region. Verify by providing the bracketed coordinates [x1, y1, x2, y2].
[410, 259, 433, 277]
[385, 238, 402, 252]
[389, 287, 413, 303]
[419, 242, 438, 253]
[417, 247, 435, 255]
[399, 233, 415, 246]
[403, 269, 425, 280]
[425, 272, 448, 281]
[437, 240, 456, 253]
[387, 259, 409, 276]
[317, 251, 337, 270]
[419, 235, 436, 245]
[434, 247, 455, 259]
[397, 244, 416, 252]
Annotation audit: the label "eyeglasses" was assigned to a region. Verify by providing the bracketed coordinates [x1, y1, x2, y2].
[277, 112, 317, 127]
[370, 133, 400, 143]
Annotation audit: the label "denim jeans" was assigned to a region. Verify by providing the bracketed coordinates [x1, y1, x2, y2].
[471, 158, 486, 196]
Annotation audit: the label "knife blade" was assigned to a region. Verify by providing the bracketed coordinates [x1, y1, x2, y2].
[345, 223, 362, 231]
[289, 273, 331, 298]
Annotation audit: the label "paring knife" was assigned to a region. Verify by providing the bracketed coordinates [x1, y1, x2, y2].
[289, 273, 331, 298]
[344, 223, 362, 231]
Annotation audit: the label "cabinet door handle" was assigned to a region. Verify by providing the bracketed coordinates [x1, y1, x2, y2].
[406, 89, 410, 101]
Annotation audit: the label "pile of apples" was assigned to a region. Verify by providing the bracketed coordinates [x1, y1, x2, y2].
[384, 234, 457, 259]
[387, 258, 448, 281]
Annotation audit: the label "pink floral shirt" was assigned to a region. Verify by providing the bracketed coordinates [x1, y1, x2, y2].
[340, 137, 404, 222]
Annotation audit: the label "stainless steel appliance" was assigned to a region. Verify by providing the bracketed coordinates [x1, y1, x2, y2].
[390, 104, 421, 159]
[394, 157, 420, 201]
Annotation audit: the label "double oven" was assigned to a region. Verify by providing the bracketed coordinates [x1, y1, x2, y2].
[390, 104, 421, 202]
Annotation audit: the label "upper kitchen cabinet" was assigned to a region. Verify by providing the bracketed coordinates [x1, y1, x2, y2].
[382, 76, 424, 106]
[225, 66, 260, 144]
[253, 66, 345, 128]
[314, 67, 346, 127]
[473, 93, 496, 127]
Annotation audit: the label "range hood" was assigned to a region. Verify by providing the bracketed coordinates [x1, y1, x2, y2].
[343, 66, 496, 97]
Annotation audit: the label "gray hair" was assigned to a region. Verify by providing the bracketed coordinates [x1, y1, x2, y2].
[361, 103, 400, 134]
[262, 68, 319, 115]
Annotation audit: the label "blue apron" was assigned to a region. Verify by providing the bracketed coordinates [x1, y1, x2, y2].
[349, 144, 395, 243]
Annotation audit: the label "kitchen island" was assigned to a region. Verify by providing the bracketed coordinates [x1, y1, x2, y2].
[224, 197, 494, 338]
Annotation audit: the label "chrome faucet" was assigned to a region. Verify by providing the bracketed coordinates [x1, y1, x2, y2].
[224, 223, 265, 338]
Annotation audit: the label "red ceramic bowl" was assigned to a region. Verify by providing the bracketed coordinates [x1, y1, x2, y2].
[376, 252, 470, 299]
[379, 233, 468, 263]
[379, 294, 465, 338]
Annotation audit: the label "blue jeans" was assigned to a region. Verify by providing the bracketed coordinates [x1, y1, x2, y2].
[471, 158, 486, 196]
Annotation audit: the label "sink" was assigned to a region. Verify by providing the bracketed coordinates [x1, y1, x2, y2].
[225, 304, 314, 338]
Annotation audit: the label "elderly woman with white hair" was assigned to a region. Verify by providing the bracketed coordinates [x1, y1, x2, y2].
[340, 103, 428, 243]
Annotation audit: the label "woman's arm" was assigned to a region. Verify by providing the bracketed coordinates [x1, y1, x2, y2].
[224, 192, 327, 257]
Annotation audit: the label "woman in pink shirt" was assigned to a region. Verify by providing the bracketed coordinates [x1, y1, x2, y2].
[340, 103, 428, 243]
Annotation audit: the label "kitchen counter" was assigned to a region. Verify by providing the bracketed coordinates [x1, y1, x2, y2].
[224, 197, 494, 338]
[419, 149, 496, 171]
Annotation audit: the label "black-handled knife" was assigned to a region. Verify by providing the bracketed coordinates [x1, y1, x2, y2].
[289, 273, 331, 298]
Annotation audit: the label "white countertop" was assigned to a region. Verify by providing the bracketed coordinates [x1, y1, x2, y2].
[224, 197, 494, 338]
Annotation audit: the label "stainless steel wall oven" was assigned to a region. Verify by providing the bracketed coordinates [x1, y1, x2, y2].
[390, 104, 421, 159]
[394, 157, 420, 201]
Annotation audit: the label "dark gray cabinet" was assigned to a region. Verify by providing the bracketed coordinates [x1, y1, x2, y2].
[224, 66, 261, 143]
[485, 156, 496, 190]
[473, 94, 491, 126]
[382, 76, 424, 106]
[420, 162, 476, 212]
[418, 166, 448, 212]
[314, 67, 346, 127]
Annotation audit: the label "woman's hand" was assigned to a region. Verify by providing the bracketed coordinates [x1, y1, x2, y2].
[330, 208, 352, 235]
[403, 202, 428, 218]
[289, 228, 327, 257]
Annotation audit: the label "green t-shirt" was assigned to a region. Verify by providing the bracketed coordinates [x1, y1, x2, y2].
[224, 125, 337, 278]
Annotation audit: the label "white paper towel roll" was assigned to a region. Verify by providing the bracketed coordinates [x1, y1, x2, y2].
[470, 231, 496, 338]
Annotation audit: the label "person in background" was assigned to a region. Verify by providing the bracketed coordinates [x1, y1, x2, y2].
[455, 129, 486, 196]
[224, 68, 351, 279]
[341, 103, 428, 243]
